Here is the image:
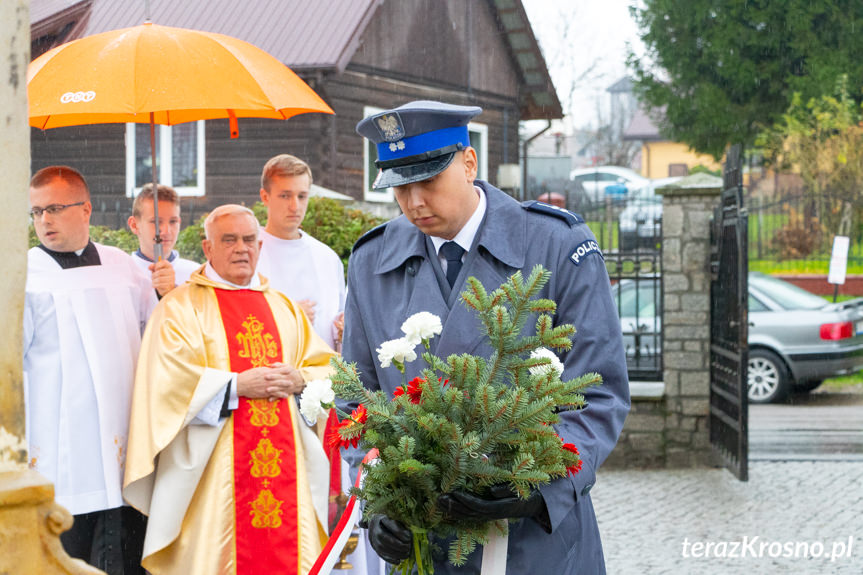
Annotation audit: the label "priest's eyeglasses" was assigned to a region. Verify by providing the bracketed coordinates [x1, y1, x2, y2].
[29, 202, 85, 218]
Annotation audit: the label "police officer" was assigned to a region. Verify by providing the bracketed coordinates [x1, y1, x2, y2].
[343, 100, 630, 574]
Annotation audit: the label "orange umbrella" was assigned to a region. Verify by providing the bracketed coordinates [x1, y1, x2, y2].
[28, 22, 334, 258]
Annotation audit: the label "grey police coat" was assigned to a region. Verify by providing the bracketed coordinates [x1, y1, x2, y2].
[342, 181, 630, 574]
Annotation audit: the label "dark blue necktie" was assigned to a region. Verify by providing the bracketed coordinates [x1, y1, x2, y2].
[440, 241, 465, 287]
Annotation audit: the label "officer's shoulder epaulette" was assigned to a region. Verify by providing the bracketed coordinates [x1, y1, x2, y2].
[352, 222, 388, 252]
[522, 200, 583, 226]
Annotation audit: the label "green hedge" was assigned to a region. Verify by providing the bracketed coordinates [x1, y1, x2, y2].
[175, 198, 385, 269]
[30, 198, 387, 272]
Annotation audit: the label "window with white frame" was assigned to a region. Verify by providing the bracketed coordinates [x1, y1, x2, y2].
[362, 105, 489, 202]
[125, 121, 206, 197]
[468, 121, 488, 181]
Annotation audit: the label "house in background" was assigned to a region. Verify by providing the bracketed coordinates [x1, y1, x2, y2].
[623, 105, 720, 179]
[30, 0, 562, 224]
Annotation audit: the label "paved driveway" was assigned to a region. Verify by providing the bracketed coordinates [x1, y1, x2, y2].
[594, 461, 863, 574]
[749, 392, 863, 461]
[594, 391, 863, 574]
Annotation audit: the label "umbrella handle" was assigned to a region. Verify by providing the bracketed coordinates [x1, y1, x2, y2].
[150, 113, 162, 261]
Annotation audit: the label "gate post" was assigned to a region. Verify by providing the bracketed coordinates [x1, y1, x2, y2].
[657, 173, 723, 466]
[605, 173, 725, 468]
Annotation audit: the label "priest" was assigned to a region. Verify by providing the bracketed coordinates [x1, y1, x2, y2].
[123, 204, 336, 575]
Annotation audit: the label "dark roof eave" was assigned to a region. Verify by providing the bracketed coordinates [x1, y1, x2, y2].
[493, 0, 563, 121]
[521, 99, 563, 121]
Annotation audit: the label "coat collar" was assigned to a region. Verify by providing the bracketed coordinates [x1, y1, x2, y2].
[373, 181, 526, 274]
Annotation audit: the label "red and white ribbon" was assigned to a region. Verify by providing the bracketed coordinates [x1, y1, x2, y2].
[308, 449, 378, 575]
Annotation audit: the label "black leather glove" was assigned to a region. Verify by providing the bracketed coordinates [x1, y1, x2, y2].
[438, 484, 551, 532]
[367, 514, 413, 564]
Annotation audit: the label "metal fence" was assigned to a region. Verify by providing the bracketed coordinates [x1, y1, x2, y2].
[551, 192, 664, 381]
[747, 186, 863, 271]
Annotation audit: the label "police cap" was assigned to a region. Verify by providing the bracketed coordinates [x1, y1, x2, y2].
[356, 100, 482, 189]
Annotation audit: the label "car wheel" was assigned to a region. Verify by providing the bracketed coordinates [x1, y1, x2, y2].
[747, 349, 791, 404]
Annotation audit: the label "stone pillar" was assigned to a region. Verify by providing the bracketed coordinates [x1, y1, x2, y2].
[0, 4, 104, 573]
[605, 173, 723, 468]
[657, 173, 723, 467]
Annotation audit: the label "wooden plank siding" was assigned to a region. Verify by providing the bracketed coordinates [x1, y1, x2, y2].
[29, 0, 528, 225]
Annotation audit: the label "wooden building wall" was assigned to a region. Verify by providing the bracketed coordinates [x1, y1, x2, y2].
[315, 71, 521, 201]
[29, 0, 528, 225]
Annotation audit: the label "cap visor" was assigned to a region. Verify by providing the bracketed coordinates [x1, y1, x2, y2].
[372, 152, 455, 190]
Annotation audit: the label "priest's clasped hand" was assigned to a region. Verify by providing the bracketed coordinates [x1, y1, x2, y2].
[236, 362, 305, 401]
[438, 484, 551, 531]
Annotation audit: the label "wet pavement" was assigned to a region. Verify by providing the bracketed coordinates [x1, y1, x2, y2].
[593, 392, 863, 574]
[749, 392, 863, 461]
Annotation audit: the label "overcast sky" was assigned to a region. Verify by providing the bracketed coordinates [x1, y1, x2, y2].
[522, 0, 644, 130]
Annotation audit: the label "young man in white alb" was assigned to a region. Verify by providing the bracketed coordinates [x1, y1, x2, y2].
[256, 154, 345, 349]
[128, 183, 201, 298]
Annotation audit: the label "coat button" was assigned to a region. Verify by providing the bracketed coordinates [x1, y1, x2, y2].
[581, 484, 593, 497]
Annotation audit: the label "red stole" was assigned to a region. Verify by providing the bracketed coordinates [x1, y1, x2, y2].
[214, 288, 299, 574]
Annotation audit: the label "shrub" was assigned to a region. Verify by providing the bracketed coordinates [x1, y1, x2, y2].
[296, 198, 386, 270]
[770, 217, 821, 259]
[175, 214, 207, 263]
[28, 224, 138, 253]
[29, 197, 386, 272]
[175, 198, 386, 270]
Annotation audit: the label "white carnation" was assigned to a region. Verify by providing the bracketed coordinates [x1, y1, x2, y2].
[376, 337, 418, 368]
[401, 312, 443, 345]
[529, 348, 564, 377]
[299, 378, 335, 423]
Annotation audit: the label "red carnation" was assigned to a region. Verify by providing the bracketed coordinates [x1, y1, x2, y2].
[394, 377, 425, 404]
[561, 442, 582, 475]
[330, 404, 368, 450]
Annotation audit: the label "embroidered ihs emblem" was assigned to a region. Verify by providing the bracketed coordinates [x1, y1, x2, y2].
[236, 314, 278, 368]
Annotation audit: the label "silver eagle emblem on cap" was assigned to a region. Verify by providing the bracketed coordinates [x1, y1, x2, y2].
[375, 114, 405, 142]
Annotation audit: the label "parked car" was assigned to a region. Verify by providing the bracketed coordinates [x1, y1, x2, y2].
[569, 166, 648, 204]
[612, 276, 662, 379]
[617, 177, 682, 251]
[611, 273, 863, 403]
[748, 272, 863, 402]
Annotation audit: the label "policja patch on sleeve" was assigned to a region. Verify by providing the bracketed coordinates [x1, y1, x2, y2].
[570, 239, 603, 266]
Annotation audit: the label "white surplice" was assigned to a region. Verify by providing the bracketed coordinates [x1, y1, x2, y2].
[23, 243, 156, 515]
[256, 229, 346, 348]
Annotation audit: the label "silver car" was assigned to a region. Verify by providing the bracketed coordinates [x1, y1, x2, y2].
[748, 272, 863, 403]
[612, 273, 863, 403]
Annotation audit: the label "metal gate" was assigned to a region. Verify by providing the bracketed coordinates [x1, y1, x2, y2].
[709, 144, 749, 481]
[579, 192, 663, 382]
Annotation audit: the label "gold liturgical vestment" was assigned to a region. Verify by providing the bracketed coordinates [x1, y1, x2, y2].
[124, 270, 335, 575]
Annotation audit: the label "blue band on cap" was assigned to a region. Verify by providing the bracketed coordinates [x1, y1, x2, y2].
[376, 126, 470, 162]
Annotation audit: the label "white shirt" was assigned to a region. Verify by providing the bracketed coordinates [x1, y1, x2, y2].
[430, 185, 487, 273]
[256, 229, 346, 349]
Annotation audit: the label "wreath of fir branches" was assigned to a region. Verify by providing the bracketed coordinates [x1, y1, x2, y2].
[329, 265, 601, 572]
